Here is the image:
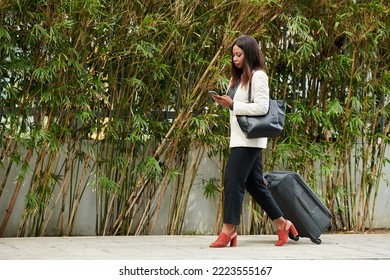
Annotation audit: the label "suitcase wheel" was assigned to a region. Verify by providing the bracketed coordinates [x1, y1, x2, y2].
[289, 232, 299, 241]
[311, 238, 322, 244]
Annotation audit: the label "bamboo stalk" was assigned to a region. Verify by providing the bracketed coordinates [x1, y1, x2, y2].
[0, 147, 34, 237]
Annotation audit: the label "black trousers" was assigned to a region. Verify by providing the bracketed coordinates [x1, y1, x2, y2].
[223, 147, 283, 225]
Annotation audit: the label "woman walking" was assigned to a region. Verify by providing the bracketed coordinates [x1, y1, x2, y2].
[210, 35, 298, 247]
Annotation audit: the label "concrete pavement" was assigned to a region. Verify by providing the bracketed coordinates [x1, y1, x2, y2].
[0, 233, 389, 260]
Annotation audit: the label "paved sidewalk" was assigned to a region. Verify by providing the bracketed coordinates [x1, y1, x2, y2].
[0, 233, 389, 260]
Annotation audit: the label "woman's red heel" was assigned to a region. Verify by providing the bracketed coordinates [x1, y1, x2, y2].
[289, 223, 298, 237]
[275, 220, 298, 246]
[210, 231, 238, 248]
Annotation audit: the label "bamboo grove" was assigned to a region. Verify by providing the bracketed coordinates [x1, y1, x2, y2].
[0, 0, 389, 237]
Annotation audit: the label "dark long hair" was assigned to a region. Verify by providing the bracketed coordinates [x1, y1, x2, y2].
[230, 35, 266, 89]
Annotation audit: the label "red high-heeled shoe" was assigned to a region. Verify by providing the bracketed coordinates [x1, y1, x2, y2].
[275, 219, 298, 246]
[210, 231, 238, 248]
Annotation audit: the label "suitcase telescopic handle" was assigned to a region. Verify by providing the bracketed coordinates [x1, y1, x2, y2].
[298, 195, 313, 216]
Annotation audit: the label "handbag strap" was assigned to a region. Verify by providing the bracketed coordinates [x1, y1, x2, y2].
[248, 82, 253, 103]
[247, 72, 255, 103]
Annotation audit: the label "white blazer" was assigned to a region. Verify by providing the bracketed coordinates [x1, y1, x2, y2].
[229, 70, 269, 148]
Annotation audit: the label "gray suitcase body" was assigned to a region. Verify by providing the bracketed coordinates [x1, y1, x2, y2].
[264, 171, 332, 244]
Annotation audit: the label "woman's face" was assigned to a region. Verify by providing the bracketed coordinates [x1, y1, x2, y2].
[232, 45, 245, 69]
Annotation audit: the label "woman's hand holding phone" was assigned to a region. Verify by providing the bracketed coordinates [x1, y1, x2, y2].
[209, 91, 221, 99]
[209, 90, 233, 109]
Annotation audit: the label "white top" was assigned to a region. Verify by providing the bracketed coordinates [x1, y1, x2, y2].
[229, 70, 269, 148]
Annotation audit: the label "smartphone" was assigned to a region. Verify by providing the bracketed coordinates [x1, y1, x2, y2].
[209, 90, 221, 98]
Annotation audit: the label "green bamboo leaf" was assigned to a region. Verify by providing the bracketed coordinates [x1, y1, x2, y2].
[96, 176, 120, 194]
[15, 162, 32, 183]
[24, 191, 39, 214]
[288, 111, 305, 125]
[327, 100, 344, 116]
[138, 156, 163, 181]
[0, 27, 11, 42]
[31, 24, 50, 40]
[32, 67, 53, 83]
[350, 96, 362, 112]
[297, 42, 313, 60]
[201, 178, 219, 200]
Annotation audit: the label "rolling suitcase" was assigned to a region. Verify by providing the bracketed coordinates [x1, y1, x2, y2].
[264, 171, 332, 244]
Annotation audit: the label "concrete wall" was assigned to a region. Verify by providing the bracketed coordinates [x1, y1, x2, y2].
[1, 147, 389, 237]
[369, 146, 390, 228]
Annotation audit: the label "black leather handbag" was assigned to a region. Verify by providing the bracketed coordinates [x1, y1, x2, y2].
[236, 81, 286, 139]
